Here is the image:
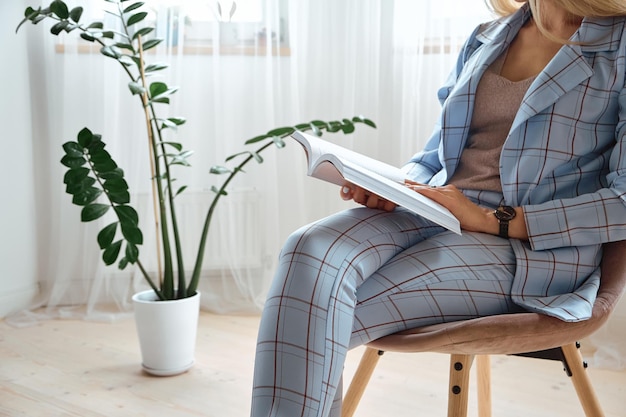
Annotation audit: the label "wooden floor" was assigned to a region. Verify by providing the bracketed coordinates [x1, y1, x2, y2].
[1, 312, 625, 417]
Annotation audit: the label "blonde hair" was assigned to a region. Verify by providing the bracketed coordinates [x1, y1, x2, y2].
[485, 0, 626, 17]
[484, 0, 626, 43]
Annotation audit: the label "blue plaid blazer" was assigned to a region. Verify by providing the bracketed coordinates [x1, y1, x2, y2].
[405, 4, 626, 321]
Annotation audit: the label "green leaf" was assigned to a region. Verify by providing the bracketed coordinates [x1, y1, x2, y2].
[160, 141, 183, 151]
[144, 62, 168, 72]
[102, 240, 122, 265]
[252, 152, 263, 164]
[142, 38, 163, 51]
[341, 120, 355, 134]
[310, 123, 321, 136]
[63, 167, 89, 185]
[125, 242, 140, 263]
[86, 135, 104, 152]
[60, 155, 86, 169]
[211, 185, 228, 196]
[132, 26, 154, 41]
[62, 141, 84, 158]
[103, 178, 129, 192]
[50, 0, 69, 19]
[174, 185, 187, 197]
[150, 85, 179, 103]
[77, 127, 94, 147]
[50, 21, 70, 35]
[118, 257, 130, 269]
[114, 205, 139, 226]
[126, 12, 148, 26]
[244, 134, 269, 145]
[108, 190, 130, 205]
[272, 136, 286, 148]
[128, 81, 146, 95]
[311, 120, 329, 129]
[169, 150, 194, 166]
[87, 22, 104, 29]
[267, 126, 295, 137]
[225, 151, 249, 162]
[352, 116, 377, 128]
[123, 2, 145, 13]
[127, 12, 147, 26]
[100, 45, 120, 59]
[328, 121, 343, 133]
[149, 82, 167, 97]
[90, 149, 118, 173]
[65, 176, 96, 195]
[118, 55, 135, 67]
[81, 203, 110, 222]
[210, 165, 231, 175]
[151, 96, 170, 104]
[31, 15, 47, 25]
[72, 187, 102, 206]
[159, 117, 185, 129]
[97, 222, 118, 249]
[99, 168, 124, 180]
[16, 8, 38, 33]
[115, 42, 134, 51]
[80, 32, 96, 42]
[120, 223, 143, 245]
[69, 6, 83, 23]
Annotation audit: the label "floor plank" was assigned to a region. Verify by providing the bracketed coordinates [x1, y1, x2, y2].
[1, 312, 624, 416]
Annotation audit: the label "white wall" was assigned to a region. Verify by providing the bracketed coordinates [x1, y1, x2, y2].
[0, 1, 40, 318]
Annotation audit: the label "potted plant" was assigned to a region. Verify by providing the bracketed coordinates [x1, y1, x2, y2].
[17, 0, 375, 375]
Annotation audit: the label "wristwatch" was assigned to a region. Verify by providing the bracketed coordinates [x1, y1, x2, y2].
[493, 206, 516, 239]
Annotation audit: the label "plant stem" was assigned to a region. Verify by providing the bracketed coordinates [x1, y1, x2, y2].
[187, 138, 278, 295]
[136, 35, 165, 289]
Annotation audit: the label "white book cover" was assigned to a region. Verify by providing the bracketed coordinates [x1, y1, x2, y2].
[290, 131, 461, 234]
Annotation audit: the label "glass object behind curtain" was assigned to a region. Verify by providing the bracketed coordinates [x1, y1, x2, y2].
[11, 0, 625, 371]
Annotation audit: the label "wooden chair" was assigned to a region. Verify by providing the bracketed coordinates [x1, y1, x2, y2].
[341, 241, 626, 417]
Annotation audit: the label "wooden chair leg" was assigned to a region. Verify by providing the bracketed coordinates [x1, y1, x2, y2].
[447, 354, 474, 417]
[476, 355, 492, 417]
[561, 343, 605, 417]
[342, 347, 383, 417]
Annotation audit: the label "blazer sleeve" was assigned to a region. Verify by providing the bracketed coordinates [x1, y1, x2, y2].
[524, 86, 626, 251]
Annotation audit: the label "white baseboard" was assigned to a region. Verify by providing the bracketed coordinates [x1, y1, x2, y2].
[0, 284, 40, 319]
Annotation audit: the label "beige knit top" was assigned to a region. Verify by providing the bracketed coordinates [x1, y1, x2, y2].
[448, 52, 536, 192]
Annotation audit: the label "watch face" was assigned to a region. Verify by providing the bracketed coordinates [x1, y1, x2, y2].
[495, 205, 516, 221]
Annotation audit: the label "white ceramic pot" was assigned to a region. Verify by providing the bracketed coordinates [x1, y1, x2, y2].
[132, 289, 200, 376]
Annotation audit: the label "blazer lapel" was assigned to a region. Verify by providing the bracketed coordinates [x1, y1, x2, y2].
[509, 44, 593, 132]
[439, 7, 530, 178]
[510, 16, 624, 133]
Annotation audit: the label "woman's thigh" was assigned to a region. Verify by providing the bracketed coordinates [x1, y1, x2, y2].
[270, 207, 444, 298]
[350, 230, 523, 347]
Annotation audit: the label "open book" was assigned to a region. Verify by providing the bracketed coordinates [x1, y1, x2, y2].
[290, 131, 461, 235]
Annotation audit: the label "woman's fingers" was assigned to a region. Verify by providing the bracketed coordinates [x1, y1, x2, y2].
[340, 183, 396, 212]
[340, 185, 353, 200]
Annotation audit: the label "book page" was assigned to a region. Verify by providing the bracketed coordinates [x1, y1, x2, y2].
[292, 132, 406, 183]
[290, 131, 461, 234]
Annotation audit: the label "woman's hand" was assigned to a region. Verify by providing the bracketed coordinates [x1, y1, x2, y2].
[340, 183, 397, 212]
[405, 180, 498, 234]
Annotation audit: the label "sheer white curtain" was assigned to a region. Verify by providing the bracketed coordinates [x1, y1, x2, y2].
[10, 0, 625, 368]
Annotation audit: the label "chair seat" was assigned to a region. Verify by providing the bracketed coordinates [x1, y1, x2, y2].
[342, 241, 626, 417]
[367, 240, 626, 356]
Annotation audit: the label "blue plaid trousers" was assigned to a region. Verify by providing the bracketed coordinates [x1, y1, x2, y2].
[251, 191, 524, 417]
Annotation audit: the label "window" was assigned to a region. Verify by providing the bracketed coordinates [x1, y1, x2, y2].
[393, 0, 493, 54]
[56, 0, 289, 55]
[150, 0, 288, 52]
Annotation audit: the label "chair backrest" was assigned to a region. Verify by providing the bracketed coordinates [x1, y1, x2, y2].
[367, 240, 626, 355]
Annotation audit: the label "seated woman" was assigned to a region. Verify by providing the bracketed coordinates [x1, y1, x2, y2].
[250, 0, 626, 416]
